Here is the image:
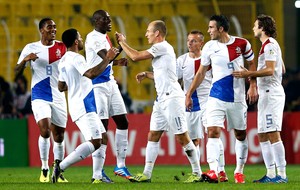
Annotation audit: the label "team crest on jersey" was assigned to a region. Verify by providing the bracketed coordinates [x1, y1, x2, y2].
[56, 49, 62, 58]
[269, 49, 274, 55]
[235, 46, 242, 55]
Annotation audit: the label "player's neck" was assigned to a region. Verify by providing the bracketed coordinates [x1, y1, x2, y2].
[67, 46, 79, 53]
[41, 39, 54, 46]
[260, 34, 269, 43]
[218, 33, 230, 43]
[189, 51, 201, 58]
[95, 28, 106, 34]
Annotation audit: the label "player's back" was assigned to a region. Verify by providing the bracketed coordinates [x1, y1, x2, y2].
[59, 51, 96, 122]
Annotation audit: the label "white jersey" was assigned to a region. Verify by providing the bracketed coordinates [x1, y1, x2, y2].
[147, 41, 184, 102]
[257, 37, 284, 95]
[177, 53, 212, 111]
[201, 36, 254, 102]
[58, 51, 97, 122]
[17, 40, 66, 103]
[85, 30, 114, 86]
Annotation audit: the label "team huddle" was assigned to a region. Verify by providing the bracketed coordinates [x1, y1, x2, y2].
[15, 9, 287, 184]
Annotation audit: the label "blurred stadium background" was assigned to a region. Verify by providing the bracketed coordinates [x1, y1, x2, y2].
[1, 0, 300, 168]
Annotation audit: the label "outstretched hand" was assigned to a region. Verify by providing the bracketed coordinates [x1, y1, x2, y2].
[185, 97, 193, 112]
[115, 58, 128, 66]
[24, 52, 39, 62]
[135, 72, 146, 83]
[106, 47, 119, 61]
[115, 31, 126, 44]
[232, 66, 249, 78]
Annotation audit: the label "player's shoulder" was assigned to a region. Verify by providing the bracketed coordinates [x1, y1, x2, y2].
[232, 36, 249, 44]
[203, 40, 217, 47]
[177, 53, 188, 60]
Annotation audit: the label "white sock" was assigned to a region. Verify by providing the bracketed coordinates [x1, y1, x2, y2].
[60, 141, 95, 171]
[195, 144, 200, 161]
[260, 141, 276, 178]
[234, 138, 248, 174]
[218, 138, 225, 172]
[38, 136, 50, 170]
[115, 129, 128, 168]
[184, 141, 201, 175]
[92, 144, 107, 179]
[143, 141, 159, 178]
[206, 138, 219, 172]
[272, 141, 287, 179]
[53, 141, 65, 161]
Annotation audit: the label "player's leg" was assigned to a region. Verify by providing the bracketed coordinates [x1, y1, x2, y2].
[186, 111, 204, 175]
[110, 83, 131, 179]
[227, 101, 248, 183]
[52, 113, 103, 183]
[51, 101, 68, 182]
[201, 98, 225, 183]
[129, 101, 163, 183]
[32, 101, 52, 183]
[269, 94, 287, 182]
[169, 97, 201, 183]
[91, 85, 112, 182]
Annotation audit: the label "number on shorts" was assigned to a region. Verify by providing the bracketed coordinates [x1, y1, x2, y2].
[266, 114, 273, 125]
[46, 65, 52, 75]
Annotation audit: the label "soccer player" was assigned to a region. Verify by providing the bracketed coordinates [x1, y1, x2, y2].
[85, 10, 131, 182]
[232, 14, 287, 183]
[177, 30, 228, 182]
[185, 15, 258, 183]
[115, 20, 202, 183]
[15, 18, 68, 183]
[51, 28, 118, 183]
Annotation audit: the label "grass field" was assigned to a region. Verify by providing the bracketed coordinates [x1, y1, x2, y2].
[0, 165, 298, 190]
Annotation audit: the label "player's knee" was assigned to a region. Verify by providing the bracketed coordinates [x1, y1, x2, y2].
[235, 130, 247, 141]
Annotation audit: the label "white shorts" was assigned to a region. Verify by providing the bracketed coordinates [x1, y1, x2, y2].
[206, 97, 247, 131]
[75, 112, 105, 141]
[150, 97, 188, 135]
[31, 100, 67, 128]
[186, 110, 205, 140]
[93, 80, 127, 119]
[257, 92, 285, 133]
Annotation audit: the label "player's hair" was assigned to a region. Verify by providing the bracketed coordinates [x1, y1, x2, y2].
[39, 18, 53, 29]
[62, 28, 78, 48]
[92, 10, 106, 25]
[152, 20, 167, 37]
[188, 30, 204, 41]
[257, 14, 277, 38]
[210, 15, 230, 32]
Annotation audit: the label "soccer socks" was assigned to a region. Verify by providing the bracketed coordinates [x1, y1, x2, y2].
[143, 141, 159, 178]
[195, 144, 200, 161]
[234, 138, 248, 174]
[272, 141, 287, 179]
[184, 141, 201, 175]
[92, 144, 107, 179]
[53, 141, 65, 161]
[260, 141, 276, 178]
[38, 136, 50, 169]
[206, 138, 220, 172]
[218, 138, 225, 172]
[60, 141, 95, 171]
[115, 129, 128, 168]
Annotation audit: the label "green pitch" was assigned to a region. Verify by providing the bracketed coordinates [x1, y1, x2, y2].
[0, 165, 298, 190]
